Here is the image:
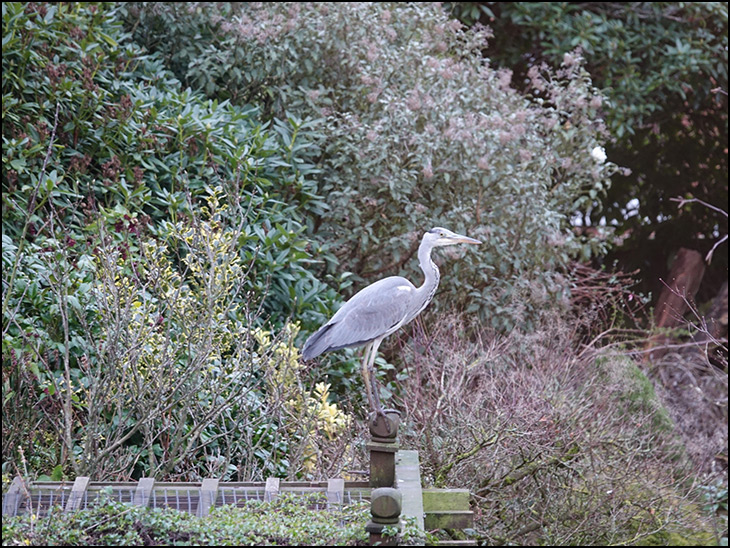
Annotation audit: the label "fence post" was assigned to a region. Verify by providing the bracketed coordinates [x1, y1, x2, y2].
[2, 476, 26, 517]
[326, 478, 345, 511]
[133, 478, 155, 507]
[395, 450, 425, 537]
[366, 487, 402, 546]
[198, 478, 219, 517]
[264, 477, 280, 502]
[367, 409, 401, 488]
[64, 476, 90, 513]
[367, 409, 402, 545]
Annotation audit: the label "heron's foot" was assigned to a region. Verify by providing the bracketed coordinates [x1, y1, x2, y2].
[368, 407, 400, 439]
[374, 406, 389, 431]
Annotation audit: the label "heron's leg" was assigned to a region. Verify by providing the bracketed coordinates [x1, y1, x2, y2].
[368, 338, 383, 412]
[361, 342, 376, 412]
[367, 338, 394, 435]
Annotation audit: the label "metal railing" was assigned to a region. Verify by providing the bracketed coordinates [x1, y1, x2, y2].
[2, 476, 370, 518]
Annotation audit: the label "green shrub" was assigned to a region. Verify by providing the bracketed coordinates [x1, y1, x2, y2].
[125, 2, 622, 330]
[451, 2, 728, 317]
[2, 2, 345, 480]
[2, 2, 336, 325]
[4, 188, 357, 481]
[1, 493, 370, 546]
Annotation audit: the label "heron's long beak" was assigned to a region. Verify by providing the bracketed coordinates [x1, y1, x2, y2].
[452, 234, 481, 245]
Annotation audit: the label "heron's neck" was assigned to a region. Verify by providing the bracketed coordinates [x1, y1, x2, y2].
[414, 239, 440, 315]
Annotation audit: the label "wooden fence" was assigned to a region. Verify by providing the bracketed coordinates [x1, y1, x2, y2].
[3, 413, 474, 546]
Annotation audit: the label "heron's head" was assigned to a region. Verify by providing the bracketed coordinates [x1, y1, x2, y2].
[424, 227, 481, 247]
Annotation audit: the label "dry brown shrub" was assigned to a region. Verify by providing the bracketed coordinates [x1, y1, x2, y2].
[391, 311, 716, 545]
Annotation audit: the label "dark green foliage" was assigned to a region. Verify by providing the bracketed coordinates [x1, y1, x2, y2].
[2, 3, 336, 324]
[453, 1, 728, 302]
[459, 3, 727, 137]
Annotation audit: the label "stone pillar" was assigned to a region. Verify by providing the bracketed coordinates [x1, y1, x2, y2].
[366, 487, 402, 546]
[367, 409, 401, 488]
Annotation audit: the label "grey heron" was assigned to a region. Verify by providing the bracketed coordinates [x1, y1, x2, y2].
[301, 227, 480, 424]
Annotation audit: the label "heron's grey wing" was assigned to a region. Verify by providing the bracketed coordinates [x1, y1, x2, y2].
[301, 276, 416, 360]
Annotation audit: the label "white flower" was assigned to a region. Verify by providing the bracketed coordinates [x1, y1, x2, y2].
[591, 146, 607, 163]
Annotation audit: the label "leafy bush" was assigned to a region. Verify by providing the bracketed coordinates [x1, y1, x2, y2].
[456, 2, 728, 140]
[4, 188, 357, 481]
[1, 493, 370, 546]
[124, 2, 621, 330]
[2, 2, 347, 480]
[2, 2, 336, 326]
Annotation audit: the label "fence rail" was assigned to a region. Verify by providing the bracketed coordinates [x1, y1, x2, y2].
[2, 476, 370, 519]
